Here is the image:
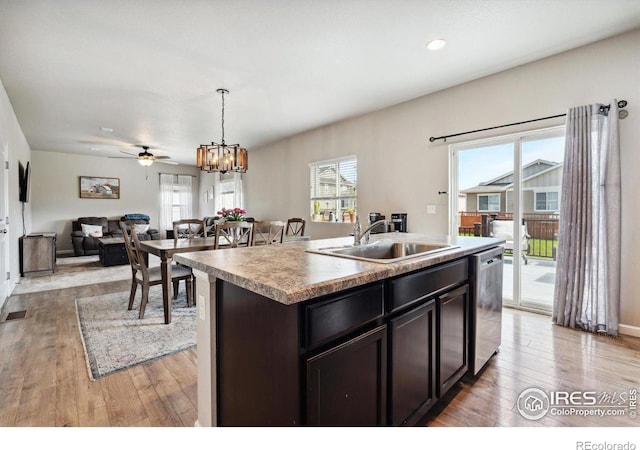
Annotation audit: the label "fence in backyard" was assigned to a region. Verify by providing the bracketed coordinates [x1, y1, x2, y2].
[458, 211, 559, 259]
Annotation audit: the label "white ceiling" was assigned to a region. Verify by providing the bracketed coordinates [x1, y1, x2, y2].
[1, 0, 640, 166]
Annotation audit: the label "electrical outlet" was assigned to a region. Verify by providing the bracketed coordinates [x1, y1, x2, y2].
[427, 205, 437, 214]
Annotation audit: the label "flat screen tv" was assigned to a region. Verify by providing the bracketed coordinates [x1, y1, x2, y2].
[18, 161, 30, 203]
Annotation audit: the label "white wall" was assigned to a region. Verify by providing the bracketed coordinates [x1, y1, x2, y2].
[0, 80, 32, 307]
[245, 30, 640, 331]
[31, 151, 200, 253]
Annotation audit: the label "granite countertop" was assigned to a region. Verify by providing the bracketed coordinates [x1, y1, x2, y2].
[173, 232, 504, 305]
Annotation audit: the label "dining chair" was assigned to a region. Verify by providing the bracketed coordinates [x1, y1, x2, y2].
[251, 220, 285, 246]
[214, 221, 254, 249]
[120, 222, 193, 319]
[285, 218, 306, 236]
[172, 219, 206, 243]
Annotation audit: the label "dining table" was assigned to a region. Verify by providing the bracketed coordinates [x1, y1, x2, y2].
[139, 237, 220, 324]
[140, 234, 312, 324]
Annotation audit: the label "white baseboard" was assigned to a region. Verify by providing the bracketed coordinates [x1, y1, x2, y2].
[619, 323, 640, 338]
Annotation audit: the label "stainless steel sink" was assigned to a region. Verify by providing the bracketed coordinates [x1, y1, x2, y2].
[306, 240, 459, 263]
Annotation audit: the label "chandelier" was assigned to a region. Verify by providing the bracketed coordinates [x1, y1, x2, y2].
[196, 88, 248, 173]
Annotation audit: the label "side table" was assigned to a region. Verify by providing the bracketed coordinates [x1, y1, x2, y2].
[19, 233, 57, 276]
[98, 238, 130, 267]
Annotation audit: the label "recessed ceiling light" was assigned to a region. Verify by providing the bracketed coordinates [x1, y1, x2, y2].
[100, 127, 114, 133]
[426, 39, 447, 51]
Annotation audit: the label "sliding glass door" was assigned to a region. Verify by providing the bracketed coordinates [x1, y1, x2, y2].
[449, 127, 564, 313]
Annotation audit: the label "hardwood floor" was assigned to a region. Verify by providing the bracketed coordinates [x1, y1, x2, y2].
[425, 307, 640, 427]
[0, 279, 197, 427]
[1, 278, 639, 427]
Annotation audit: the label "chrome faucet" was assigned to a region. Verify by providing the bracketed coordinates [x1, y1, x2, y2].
[353, 215, 387, 246]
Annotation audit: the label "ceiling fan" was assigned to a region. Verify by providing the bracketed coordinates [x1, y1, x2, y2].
[109, 145, 177, 166]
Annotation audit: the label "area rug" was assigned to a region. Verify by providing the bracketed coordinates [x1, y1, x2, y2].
[75, 288, 196, 380]
[13, 254, 160, 294]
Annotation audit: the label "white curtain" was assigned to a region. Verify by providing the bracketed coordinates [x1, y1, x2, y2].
[159, 173, 174, 236]
[213, 172, 222, 213]
[178, 175, 193, 219]
[213, 173, 244, 214]
[232, 172, 244, 209]
[553, 100, 621, 336]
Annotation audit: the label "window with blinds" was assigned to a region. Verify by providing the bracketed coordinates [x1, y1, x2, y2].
[309, 156, 357, 223]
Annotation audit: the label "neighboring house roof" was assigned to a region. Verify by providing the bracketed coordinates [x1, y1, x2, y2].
[461, 159, 561, 194]
[461, 185, 509, 194]
[317, 166, 355, 188]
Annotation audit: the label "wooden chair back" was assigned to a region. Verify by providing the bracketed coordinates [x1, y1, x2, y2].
[251, 220, 285, 246]
[120, 221, 149, 281]
[285, 218, 306, 236]
[214, 221, 254, 249]
[172, 219, 206, 243]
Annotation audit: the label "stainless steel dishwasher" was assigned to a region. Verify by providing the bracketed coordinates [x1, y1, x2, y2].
[470, 246, 504, 376]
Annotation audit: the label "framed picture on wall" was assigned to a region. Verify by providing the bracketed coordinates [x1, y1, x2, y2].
[79, 176, 120, 199]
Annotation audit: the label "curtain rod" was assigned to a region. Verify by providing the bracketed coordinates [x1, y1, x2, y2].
[428, 99, 628, 143]
[158, 172, 196, 177]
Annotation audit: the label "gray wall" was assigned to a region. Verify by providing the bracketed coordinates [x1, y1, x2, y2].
[31, 151, 200, 253]
[244, 30, 640, 332]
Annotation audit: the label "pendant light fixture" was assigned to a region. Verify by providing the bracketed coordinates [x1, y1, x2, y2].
[196, 88, 248, 173]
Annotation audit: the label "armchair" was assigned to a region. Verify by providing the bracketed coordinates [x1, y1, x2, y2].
[490, 219, 530, 264]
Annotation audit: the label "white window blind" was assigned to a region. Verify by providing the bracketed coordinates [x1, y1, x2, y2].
[309, 156, 357, 223]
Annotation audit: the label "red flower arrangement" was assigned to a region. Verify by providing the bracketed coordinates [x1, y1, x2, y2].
[217, 207, 246, 222]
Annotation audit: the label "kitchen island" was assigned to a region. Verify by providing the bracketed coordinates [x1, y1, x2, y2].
[174, 232, 504, 427]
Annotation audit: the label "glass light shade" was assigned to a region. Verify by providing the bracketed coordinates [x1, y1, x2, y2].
[138, 158, 154, 167]
[196, 142, 247, 173]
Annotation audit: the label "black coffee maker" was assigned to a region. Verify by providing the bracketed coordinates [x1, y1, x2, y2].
[390, 213, 407, 232]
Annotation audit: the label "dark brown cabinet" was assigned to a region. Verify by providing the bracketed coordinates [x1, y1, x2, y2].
[306, 325, 387, 426]
[214, 250, 484, 426]
[389, 300, 436, 425]
[437, 284, 469, 397]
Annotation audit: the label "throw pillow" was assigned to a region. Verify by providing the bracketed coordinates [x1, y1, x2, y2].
[134, 224, 150, 234]
[81, 223, 103, 238]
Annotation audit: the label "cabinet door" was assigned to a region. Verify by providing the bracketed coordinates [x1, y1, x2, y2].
[389, 300, 436, 426]
[306, 325, 387, 426]
[437, 285, 469, 398]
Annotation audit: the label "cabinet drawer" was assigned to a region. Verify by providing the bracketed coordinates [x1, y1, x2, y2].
[389, 258, 468, 312]
[305, 283, 384, 349]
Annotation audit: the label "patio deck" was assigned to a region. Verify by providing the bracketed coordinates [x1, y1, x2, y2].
[502, 256, 556, 311]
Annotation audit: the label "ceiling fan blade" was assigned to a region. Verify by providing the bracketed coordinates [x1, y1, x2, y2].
[119, 151, 139, 157]
[154, 155, 172, 160]
[156, 160, 179, 165]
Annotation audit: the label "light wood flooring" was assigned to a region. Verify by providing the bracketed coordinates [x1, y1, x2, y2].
[1, 276, 639, 427]
[0, 278, 197, 427]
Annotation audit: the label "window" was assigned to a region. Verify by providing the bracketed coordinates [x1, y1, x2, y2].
[160, 174, 193, 232]
[477, 194, 500, 212]
[214, 172, 244, 213]
[535, 191, 559, 211]
[219, 182, 235, 210]
[310, 156, 357, 223]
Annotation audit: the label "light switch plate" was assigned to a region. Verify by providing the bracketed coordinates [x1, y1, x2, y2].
[427, 205, 437, 214]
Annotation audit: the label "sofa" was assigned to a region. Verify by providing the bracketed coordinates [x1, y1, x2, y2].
[71, 215, 159, 256]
